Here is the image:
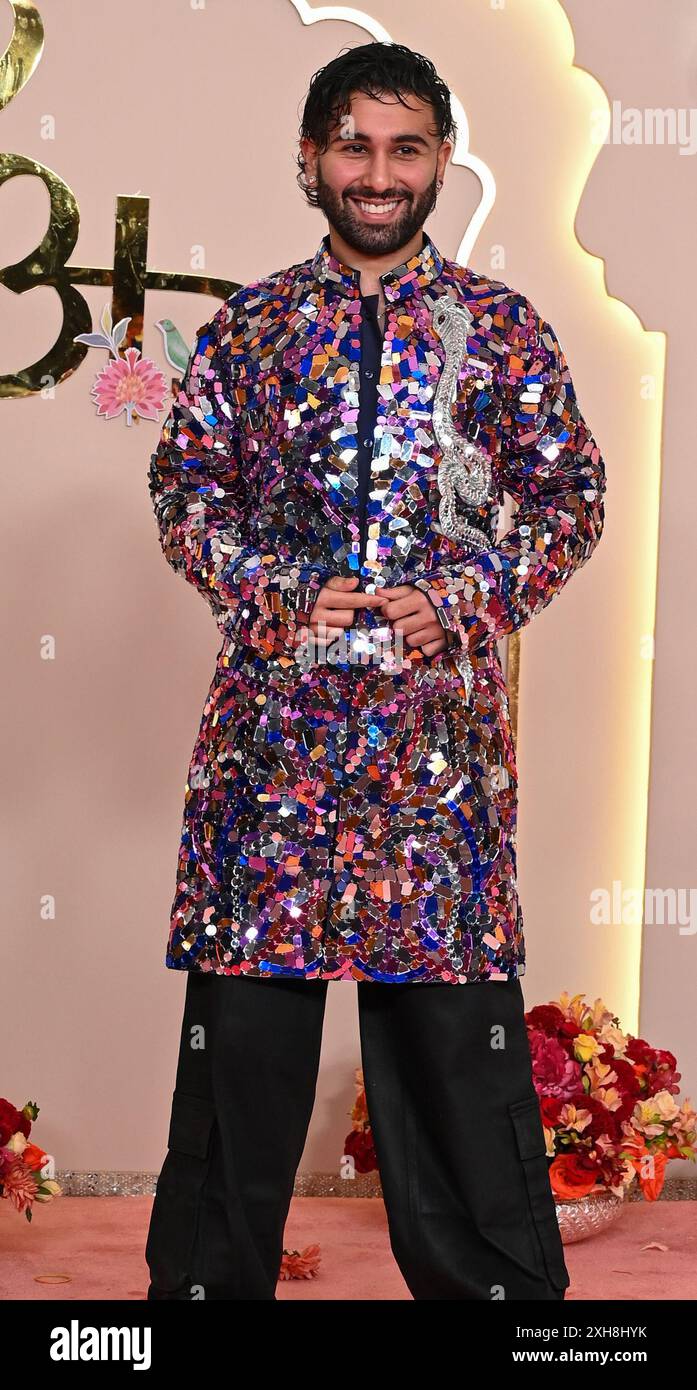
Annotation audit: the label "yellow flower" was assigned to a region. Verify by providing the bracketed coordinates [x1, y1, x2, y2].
[574, 1032, 601, 1063]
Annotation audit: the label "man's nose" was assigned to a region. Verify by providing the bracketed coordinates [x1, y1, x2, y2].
[364, 156, 394, 190]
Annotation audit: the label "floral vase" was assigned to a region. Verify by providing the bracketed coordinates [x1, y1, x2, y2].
[555, 1188, 627, 1243]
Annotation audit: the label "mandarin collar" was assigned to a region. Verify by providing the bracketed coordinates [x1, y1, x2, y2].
[311, 230, 444, 303]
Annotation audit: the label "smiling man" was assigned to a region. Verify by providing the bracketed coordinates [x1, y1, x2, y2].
[145, 41, 606, 1302]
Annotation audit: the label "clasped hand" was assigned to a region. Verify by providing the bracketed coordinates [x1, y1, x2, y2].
[295, 574, 450, 658]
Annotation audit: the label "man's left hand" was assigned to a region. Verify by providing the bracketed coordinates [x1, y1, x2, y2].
[374, 585, 451, 657]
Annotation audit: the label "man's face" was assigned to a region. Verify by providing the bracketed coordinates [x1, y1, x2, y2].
[305, 91, 449, 257]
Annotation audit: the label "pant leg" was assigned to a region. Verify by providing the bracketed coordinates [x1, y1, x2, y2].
[357, 976, 570, 1301]
[146, 971, 328, 1300]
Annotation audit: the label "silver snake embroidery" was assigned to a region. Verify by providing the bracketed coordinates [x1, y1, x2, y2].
[430, 294, 497, 698]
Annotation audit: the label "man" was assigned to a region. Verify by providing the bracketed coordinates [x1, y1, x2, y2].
[145, 41, 606, 1300]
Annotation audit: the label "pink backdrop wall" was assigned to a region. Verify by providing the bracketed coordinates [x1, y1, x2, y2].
[1, 0, 694, 1176]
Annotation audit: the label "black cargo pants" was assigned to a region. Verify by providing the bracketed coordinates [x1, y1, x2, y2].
[145, 971, 570, 1300]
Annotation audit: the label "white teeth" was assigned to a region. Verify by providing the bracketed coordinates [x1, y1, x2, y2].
[354, 199, 400, 213]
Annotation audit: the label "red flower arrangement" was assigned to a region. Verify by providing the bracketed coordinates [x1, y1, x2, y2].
[0, 1099, 61, 1220]
[525, 993, 697, 1201]
[343, 1067, 378, 1175]
[342, 995, 697, 1203]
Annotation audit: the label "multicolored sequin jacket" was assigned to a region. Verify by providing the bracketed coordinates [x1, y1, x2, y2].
[148, 231, 606, 983]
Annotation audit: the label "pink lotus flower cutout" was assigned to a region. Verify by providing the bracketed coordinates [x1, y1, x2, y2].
[91, 346, 167, 426]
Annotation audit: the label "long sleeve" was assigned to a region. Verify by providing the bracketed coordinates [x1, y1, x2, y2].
[148, 300, 329, 658]
[412, 300, 606, 655]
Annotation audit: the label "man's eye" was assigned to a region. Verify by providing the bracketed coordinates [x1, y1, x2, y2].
[342, 144, 418, 155]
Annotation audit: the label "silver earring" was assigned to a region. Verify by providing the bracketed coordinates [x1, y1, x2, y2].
[307, 174, 316, 185]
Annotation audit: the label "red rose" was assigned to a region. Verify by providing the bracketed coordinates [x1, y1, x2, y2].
[651, 1049, 680, 1095]
[540, 1094, 566, 1126]
[343, 1128, 378, 1175]
[524, 1005, 566, 1036]
[549, 1152, 603, 1200]
[0, 1099, 30, 1147]
[625, 1037, 654, 1067]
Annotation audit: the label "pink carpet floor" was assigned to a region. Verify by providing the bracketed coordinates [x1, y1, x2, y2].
[1, 1196, 695, 1300]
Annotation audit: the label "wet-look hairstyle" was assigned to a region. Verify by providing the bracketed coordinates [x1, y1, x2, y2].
[296, 41, 457, 204]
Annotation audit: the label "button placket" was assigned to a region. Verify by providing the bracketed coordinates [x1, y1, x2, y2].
[356, 292, 384, 573]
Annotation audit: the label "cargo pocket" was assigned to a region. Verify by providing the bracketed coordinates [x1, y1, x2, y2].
[508, 1096, 570, 1292]
[145, 1090, 217, 1296]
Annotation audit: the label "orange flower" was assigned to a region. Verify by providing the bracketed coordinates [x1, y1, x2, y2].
[625, 1147, 668, 1201]
[21, 1144, 48, 1173]
[549, 1153, 601, 1199]
[278, 1244, 321, 1280]
[351, 1089, 370, 1129]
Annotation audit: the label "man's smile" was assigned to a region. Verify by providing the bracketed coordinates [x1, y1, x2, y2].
[348, 195, 407, 220]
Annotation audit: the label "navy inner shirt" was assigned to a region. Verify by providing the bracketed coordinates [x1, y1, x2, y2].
[356, 291, 384, 570]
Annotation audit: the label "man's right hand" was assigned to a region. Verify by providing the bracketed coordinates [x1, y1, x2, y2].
[298, 575, 385, 642]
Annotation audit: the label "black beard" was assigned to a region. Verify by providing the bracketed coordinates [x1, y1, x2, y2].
[314, 167, 439, 258]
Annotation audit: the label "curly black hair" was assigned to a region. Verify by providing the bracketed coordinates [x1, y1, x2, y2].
[296, 42, 456, 206]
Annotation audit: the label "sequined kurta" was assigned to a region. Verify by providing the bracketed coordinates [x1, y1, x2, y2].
[148, 231, 606, 983]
